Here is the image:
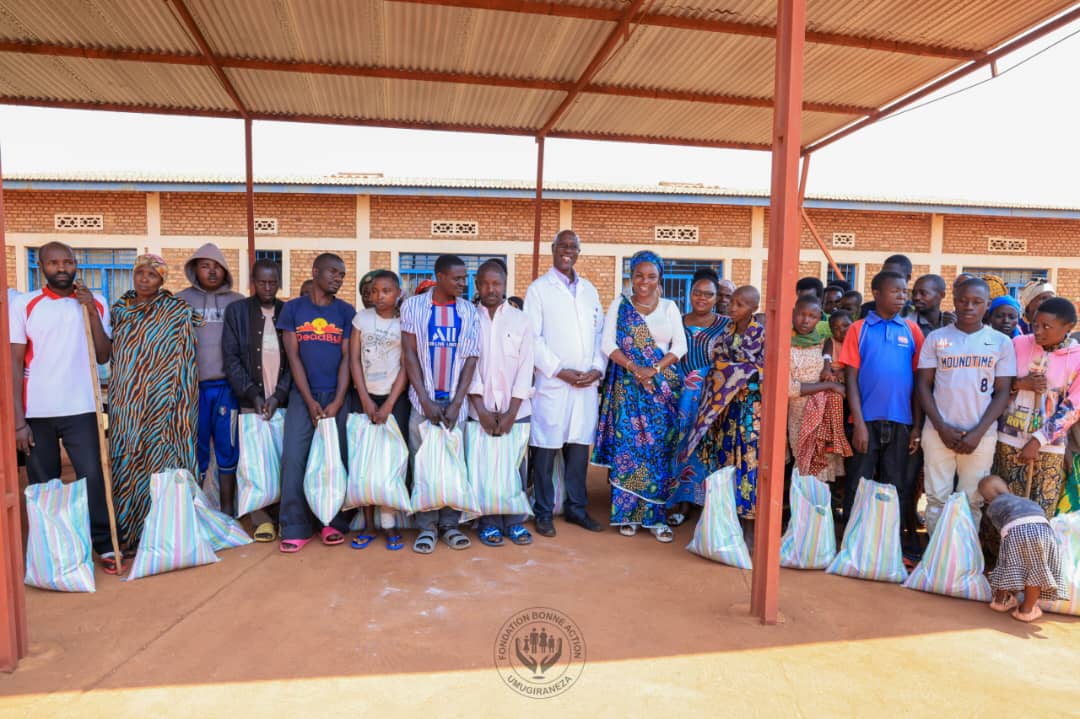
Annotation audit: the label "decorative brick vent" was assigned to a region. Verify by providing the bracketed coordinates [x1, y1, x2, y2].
[54, 214, 103, 231]
[254, 217, 278, 235]
[654, 225, 698, 242]
[431, 220, 479, 237]
[987, 236, 1027, 253]
[832, 232, 856, 248]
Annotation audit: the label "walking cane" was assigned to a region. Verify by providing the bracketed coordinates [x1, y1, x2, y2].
[81, 302, 124, 573]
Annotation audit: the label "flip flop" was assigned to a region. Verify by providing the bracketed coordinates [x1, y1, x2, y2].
[668, 513, 686, 527]
[101, 554, 123, 575]
[386, 533, 405, 551]
[253, 522, 276, 543]
[441, 528, 472, 550]
[321, 527, 345, 546]
[507, 524, 533, 546]
[350, 533, 376, 550]
[652, 526, 674, 543]
[478, 526, 504, 547]
[1012, 605, 1043, 623]
[620, 524, 638, 537]
[413, 529, 437, 554]
[279, 538, 311, 554]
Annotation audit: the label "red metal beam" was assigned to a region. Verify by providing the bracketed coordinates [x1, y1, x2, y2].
[0, 145, 29, 672]
[166, 0, 248, 117]
[531, 137, 545, 280]
[0, 41, 873, 117]
[389, 0, 981, 60]
[751, 0, 806, 626]
[803, 5, 1080, 155]
[244, 118, 256, 292]
[538, 0, 649, 137]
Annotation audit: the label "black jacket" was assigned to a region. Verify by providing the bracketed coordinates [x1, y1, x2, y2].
[222, 297, 291, 408]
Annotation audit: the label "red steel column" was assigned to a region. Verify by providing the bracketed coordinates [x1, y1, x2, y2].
[751, 0, 807, 625]
[0, 145, 29, 671]
[531, 136, 545, 280]
[244, 118, 256, 291]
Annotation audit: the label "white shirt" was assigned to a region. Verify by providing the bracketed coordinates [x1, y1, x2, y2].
[468, 302, 534, 421]
[601, 296, 688, 359]
[10, 287, 111, 418]
[352, 307, 402, 397]
[918, 324, 1016, 432]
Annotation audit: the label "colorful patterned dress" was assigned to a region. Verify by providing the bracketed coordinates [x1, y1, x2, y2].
[668, 315, 729, 507]
[109, 290, 200, 550]
[678, 320, 765, 518]
[593, 297, 681, 528]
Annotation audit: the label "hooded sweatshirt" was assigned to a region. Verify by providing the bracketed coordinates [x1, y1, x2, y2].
[177, 243, 245, 382]
[998, 334, 1080, 454]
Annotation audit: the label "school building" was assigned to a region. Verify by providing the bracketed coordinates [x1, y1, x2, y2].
[4, 172, 1080, 311]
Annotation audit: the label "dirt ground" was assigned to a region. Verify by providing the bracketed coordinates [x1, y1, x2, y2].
[1, 470, 1077, 718]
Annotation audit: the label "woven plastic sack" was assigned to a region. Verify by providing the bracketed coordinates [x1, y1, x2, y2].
[411, 421, 481, 516]
[826, 478, 907, 583]
[780, 469, 837, 570]
[903, 492, 990, 600]
[466, 422, 532, 517]
[191, 477, 252, 552]
[127, 469, 219, 581]
[686, 467, 752, 569]
[344, 413, 411, 512]
[236, 409, 285, 516]
[304, 417, 348, 526]
[201, 458, 220, 512]
[24, 478, 95, 593]
[1042, 510, 1080, 616]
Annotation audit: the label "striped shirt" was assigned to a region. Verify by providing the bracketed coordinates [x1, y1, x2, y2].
[400, 290, 481, 424]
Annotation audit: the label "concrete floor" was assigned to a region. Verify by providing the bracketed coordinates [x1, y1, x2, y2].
[1, 473, 1077, 718]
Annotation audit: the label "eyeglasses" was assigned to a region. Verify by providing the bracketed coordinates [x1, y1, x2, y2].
[690, 289, 717, 299]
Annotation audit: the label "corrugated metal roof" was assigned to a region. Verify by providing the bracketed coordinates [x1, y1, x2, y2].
[0, 0, 1077, 148]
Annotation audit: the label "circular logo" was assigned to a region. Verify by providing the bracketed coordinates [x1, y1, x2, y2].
[494, 606, 586, 699]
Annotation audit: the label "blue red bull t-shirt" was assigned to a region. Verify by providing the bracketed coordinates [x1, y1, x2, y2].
[427, 300, 462, 402]
[277, 295, 356, 393]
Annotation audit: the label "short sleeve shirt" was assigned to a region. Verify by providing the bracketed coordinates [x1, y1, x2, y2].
[277, 295, 355, 393]
[917, 324, 1016, 431]
[9, 287, 111, 418]
[838, 311, 924, 424]
[352, 308, 402, 397]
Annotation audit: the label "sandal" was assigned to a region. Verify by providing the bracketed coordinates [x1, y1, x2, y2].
[385, 533, 405, 551]
[100, 553, 123, 575]
[990, 593, 1018, 613]
[350, 533, 376, 550]
[478, 526, 505, 547]
[441, 528, 472, 550]
[413, 530, 437, 554]
[279, 538, 311, 554]
[253, 522, 276, 543]
[1012, 605, 1043, 623]
[619, 524, 638, 537]
[320, 527, 345, 546]
[652, 525, 674, 543]
[507, 524, 533, 545]
[668, 513, 686, 527]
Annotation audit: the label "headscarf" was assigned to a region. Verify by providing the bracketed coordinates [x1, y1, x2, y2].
[980, 274, 1008, 300]
[629, 250, 663, 281]
[134, 253, 168, 281]
[359, 270, 378, 289]
[414, 279, 437, 295]
[1019, 280, 1055, 311]
[989, 295, 1022, 338]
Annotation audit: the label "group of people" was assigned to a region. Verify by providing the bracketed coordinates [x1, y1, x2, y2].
[9, 240, 1078, 615]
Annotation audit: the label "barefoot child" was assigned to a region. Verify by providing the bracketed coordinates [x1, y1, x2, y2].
[978, 475, 1069, 622]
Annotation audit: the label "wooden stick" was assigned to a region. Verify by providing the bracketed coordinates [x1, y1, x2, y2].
[81, 304, 123, 572]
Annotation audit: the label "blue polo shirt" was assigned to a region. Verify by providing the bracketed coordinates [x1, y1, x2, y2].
[838, 311, 924, 425]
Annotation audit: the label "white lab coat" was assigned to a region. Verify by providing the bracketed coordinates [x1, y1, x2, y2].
[524, 268, 607, 448]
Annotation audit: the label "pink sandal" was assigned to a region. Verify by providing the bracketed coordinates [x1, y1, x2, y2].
[321, 527, 345, 546]
[1011, 605, 1043, 623]
[279, 538, 311, 554]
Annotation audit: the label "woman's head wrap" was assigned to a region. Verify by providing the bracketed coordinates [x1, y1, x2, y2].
[629, 250, 664, 281]
[989, 295, 1022, 317]
[980, 274, 1008, 300]
[1019, 280, 1055, 311]
[134, 253, 167, 281]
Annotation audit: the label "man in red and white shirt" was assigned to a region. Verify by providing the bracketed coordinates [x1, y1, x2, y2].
[9, 242, 116, 569]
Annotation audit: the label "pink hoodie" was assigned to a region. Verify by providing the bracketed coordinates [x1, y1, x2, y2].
[998, 334, 1080, 454]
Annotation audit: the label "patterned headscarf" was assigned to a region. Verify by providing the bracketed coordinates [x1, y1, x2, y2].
[629, 250, 664, 281]
[134, 253, 168, 281]
[1019, 279, 1055, 311]
[980, 273, 1008, 300]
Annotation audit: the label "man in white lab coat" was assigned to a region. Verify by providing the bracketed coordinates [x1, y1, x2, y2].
[524, 230, 607, 537]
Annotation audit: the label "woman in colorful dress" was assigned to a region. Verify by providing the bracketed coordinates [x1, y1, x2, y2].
[678, 285, 764, 538]
[667, 268, 729, 525]
[594, 251, 687, 542]
[109, 254, 200, 552]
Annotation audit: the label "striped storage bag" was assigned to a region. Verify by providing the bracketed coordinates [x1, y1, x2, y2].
[191, 476, 252, 552]
[1042, 510, 1080, 616]
[780, 469, 837, 570]
[411, 421, 481, 516]
[304, 417, 348, 526]
[344, 413, 411, 513]
[826, 478, 907, 583]
[236, 409, 286, 516]
[903, 492, 990, 601]
[24, 478, 95, 593]
[127, 469, 219, 581]
[465, 421, 532, 517]
[686, 467, 752, 569]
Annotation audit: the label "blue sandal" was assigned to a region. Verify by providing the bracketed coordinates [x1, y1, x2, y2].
[478, 526, 504, 547]
[507, 524, 533, 545]
[386, 533, 404, 551]
[350, 533, 376, 549]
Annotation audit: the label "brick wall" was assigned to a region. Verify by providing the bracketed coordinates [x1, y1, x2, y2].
[757, 259, 821, 300]
[1057, 269, 1080, 309]
[766, 208, 931, 252]
[731, 259, 751, 287]
[862, 263, 930, 297]
[369, 251, 391, 272]
[288, 249, 357, 304]
[939, 264, 958, 311]
[161, 193, 355, 237]
[513, 254, 552, 298]
[579, 255, 616, 307]
[161, 246, 241, 294]
[573, 201, 751, 247]
[5, 245, 15, 291]
[943, 215, 1080, 257]
[4, 190, 146, 234]
[370, 196, 560, 241]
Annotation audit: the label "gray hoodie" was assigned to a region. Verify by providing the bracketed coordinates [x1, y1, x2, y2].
[177, 243, 245, 383]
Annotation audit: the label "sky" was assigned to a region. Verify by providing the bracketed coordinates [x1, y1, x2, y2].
[1, 19, 1079, 207]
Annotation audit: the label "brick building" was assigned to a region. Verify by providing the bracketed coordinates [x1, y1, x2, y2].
[4, 173, 1079, 311]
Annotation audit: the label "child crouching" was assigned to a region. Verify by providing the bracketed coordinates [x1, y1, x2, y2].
[978, 475, 1070, 622]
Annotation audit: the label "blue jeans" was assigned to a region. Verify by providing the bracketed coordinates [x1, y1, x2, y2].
[197, 379, 239, 475]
